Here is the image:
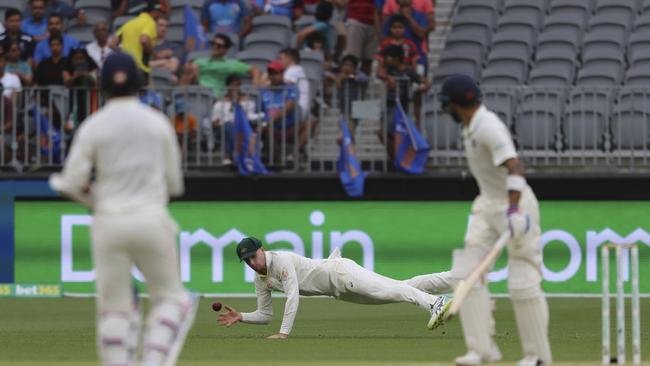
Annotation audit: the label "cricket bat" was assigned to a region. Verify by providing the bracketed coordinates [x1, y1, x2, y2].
[446, 231, 511, 319]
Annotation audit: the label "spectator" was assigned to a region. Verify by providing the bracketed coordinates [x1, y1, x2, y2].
[180, 33, 262, 97]
[85, 21, 113, 69]
[375, 15, 419, 71]
[260, 61, 299, 153]
[0, 8, 35, 65]
[150, 16, 183, 79]
[304, 31, 325, 54]
[113, 1, 161, 76]
[296, 1, 335, 57]
[23, 0, 87, 24]
[0, 47, 22, 98]
[332, 54, 367, 124]
[33, 14, 80, 64]
[377, 44, 428, 143]
[112, 0, 170, 18]
[201, 0, 252, 38]
[343, 0, 380, 75]
[5, 40, 34, 86]
[35, 32, 66, 86]
[173, 97, 198, 147]
[382, 0, 434, 76]
[211, 74, 260, 165]
[138, 89, 163, 110]
[279, 48, 309, 123]
[63, 48, 98, 122]
[21, 0, 48, 41]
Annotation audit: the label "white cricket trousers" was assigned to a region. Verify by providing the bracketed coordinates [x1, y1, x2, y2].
[91, 209, 186, 313]
[326, 258, 438, 311]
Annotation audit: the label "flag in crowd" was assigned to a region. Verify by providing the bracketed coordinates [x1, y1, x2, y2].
[234, 103, 268, 175]
[393, 100, 430, 174]
[337, 118, 367, 197]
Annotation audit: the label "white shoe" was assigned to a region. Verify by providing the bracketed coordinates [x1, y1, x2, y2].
[455, 345, 502, 366]
[427, 295, 452, 330]
[517, 356, 543, 366]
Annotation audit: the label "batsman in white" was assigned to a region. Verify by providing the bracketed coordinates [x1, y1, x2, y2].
[48, 52, 198, 366]
[217, 237, 454, 338]
[438, 74, 552, 366]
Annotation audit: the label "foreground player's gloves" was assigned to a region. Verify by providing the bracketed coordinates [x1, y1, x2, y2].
[507, 205, 530, 240]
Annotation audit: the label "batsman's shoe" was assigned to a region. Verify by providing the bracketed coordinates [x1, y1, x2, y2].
[455, 347, 503, 366]
[427, 295, 452, 330]
[517, 356, 543, 366]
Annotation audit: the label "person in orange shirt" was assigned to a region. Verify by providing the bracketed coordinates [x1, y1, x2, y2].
[173, 97, 198, 146]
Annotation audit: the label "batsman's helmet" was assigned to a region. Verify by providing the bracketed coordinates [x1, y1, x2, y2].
[100, 52, 140, 97]
[439, 74, 482, 110]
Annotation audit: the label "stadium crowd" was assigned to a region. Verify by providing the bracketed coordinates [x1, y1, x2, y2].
[0, 0, 436, 168]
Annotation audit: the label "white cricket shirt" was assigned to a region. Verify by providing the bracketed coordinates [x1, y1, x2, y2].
[283, 64, 310, 119]
[462, 105, 518, 201]
[49, 97, 183, 214]
[241, 251, 338, 335]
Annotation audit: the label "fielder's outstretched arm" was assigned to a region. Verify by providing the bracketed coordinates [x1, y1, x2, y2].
[240, 278, 274, 325]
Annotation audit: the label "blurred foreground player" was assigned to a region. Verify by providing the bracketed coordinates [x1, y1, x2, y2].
[49, 52, 198, 366]
[438, 74, 552, 366]
[217, 237, 453, 338]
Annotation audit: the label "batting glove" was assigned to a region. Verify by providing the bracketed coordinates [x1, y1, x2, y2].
[507, 205, 530, 240]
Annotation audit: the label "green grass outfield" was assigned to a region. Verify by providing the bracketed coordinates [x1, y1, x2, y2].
[0, 297, 648, 365]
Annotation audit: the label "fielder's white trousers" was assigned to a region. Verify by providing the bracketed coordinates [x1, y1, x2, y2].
[325, 258, 439, 311]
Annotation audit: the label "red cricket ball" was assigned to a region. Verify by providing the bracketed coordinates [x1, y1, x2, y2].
[212, 302, 222, 312]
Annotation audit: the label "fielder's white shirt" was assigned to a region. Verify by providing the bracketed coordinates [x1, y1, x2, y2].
[462, 105, 518, 201]
[241, 251, 339, 335]
[49, 97, 183, 214]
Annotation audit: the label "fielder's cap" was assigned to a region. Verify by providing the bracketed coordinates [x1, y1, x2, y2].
[267, 60, 285, 73]
[439, 74, 482, 108]
[237, 237, 263, 262]
[100, 51, 140, 95]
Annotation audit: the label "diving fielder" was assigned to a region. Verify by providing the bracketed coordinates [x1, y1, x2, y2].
[438, 74, 552, 366]
[218, 237, 453, 338]
[49, 52, 197, 366]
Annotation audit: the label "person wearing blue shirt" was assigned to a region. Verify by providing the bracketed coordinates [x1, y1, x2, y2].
[201, 0, 252, 38]
[260, 61, 298, 131]
[21, 0, 48, 41]
[33, 14, 80, 64]
[296, 1, 334, 56]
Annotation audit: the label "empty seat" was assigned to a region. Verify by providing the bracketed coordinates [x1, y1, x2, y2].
[641, 0, 650, 13]
[458, 0, 503, 13]
[612, 90, 650, 149]
[482, 88, 518, 126]
[444, 30, 490, 62]
[534, 48, 578, 81]
[594, 0, 637, 16]
[166, 24, 185, 44]
[251, 15, 292, 40]
[299, 49, 324, 80]
[582, 30, 626, 53]
[422, 99, 462, 150]
[563, 90, 613, 150]
[481, 66, 526, 85]
[576, 64, 624, 86]
[537, 29, 582, 55]
[549, 0, 594, 13]
[582, 48, 625, 70]
[433, 62, 482, 84]
[543, 12, 588, 33]
[491, 28, 536, 55]
[438, 48, 483, 77]
[634, 12, 650, 32]
[504, 0, 547, 13]
[448, 22, 492, 49]
[624, 65, 650, 86]
[75, 0, 112, 24]
[243, 32, 287, 56]
[588, 13, 634, 35]
[628, 31, 650, 65]
[515, 89, 565, 150]
[452, 11, 497, 34]
[528, 64, 575, 86]
[236, 49, 274, 70]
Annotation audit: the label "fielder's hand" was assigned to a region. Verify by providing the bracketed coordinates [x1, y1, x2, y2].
[217, 305, 242, 327]
[507, 205, 530, 240]
[266, 333, 289, 339]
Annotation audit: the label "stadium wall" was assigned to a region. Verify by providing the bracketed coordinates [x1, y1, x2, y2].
[1, 176, 649, 297]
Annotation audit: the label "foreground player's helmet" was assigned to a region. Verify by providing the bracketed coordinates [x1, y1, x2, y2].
[439, 74, 482, 110]
[100, 52, 140, 97]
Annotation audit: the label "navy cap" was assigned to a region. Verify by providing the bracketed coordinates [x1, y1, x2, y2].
[237, 237, 263, 262]
[439, 74, 482, 108]
[100, 51, 140, 96]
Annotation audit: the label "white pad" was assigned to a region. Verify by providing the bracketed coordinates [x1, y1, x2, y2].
[511, 286, 552, 365]
[451, 249, 481, 281]
[405, 271, 455, 294]
[459, 285, 495, 357]
[142, 294, 198, 366]
[98, 309, 141, 366]
[508, 259, 542, 291]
